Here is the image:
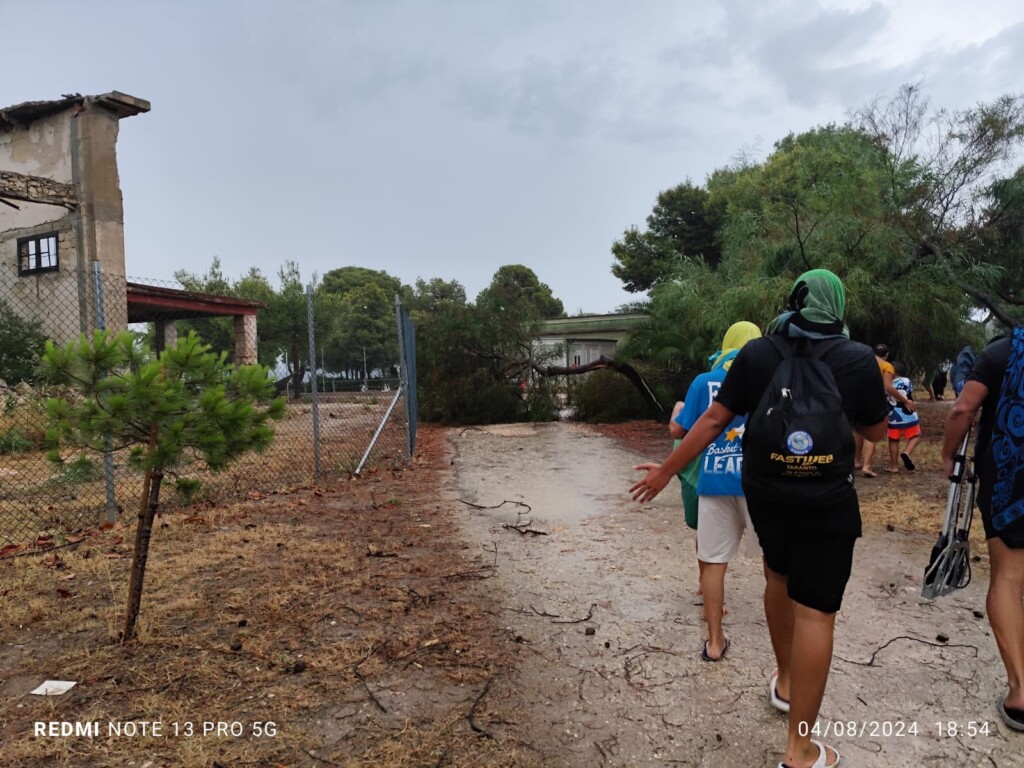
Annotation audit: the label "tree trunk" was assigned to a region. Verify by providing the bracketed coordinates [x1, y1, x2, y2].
[290, 344, 304, 399]
[122, 429, 162, 642]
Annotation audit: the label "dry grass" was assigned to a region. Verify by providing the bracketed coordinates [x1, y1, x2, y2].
[0, 425, 535, 768]
[0, 398, 409, 548]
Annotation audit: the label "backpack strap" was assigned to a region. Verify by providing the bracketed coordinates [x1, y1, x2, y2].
[765, 334, 793, 360]
[809, 337, 846, 361]
[765, 334, 845, 362]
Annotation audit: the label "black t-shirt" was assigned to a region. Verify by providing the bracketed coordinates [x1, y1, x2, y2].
[967, 335, 1011, 463]
[715, 335, 889, 533]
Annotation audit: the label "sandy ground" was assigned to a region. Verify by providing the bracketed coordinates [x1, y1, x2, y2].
[445, 420, 1022, 768]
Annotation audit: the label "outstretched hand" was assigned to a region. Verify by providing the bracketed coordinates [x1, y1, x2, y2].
[630, 463, 670, 503]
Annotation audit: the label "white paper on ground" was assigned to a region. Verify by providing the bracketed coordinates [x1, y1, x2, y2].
[29, 680, 77, 696]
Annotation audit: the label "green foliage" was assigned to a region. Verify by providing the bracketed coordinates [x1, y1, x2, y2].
[524, 378, 558, 423]
[0, 427, 33, 454]
[571, 370, 650, 423]
[61, 454, 99, 485]
[173, 477, 205, 506]
[0, 298, 48, 384]
[414, 268, 568, 424]
[41, 329, 285, 642]
[476, 265, 565, 320]
[323, 283, 397, 378]
[408, 277, 467, 323]
[423, 367, 523, 424]
[612, 87, 1024, 383]
[611, 181, 724, 293]
[41, 330, 285, 476]
[321, 266, 408, 304]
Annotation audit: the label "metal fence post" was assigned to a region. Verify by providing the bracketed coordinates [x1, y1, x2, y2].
[394, 295, 412, 461]
[306, 284, 321, 484]
[92, 262, 118, 523]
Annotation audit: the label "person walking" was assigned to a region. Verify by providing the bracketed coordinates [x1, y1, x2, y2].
[942, 327, 1024, 732]
[631, 269, 888, 768]
[859, 343, 916, 477]
[885, 361, 921, 473]
[672, 321, 762, 661]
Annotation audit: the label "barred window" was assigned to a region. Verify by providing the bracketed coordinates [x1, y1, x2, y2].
[17, 233, 59, 275]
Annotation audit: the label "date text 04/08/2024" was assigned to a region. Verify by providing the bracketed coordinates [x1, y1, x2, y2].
[799, 720, 992, 739]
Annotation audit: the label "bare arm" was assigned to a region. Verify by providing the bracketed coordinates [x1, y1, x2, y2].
[941, 380, 987, 477]
[630, 401, 735, 503]
[856, 417, 888, 443]
[668, 401, 686, 439]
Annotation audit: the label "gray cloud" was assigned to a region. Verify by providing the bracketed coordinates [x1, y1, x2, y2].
[4, 0, 1023, 315]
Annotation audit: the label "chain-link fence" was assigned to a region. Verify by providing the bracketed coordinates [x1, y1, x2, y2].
[0, 265, 414, 550]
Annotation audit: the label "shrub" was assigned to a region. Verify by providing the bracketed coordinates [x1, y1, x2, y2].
[571, 370, 651, 423]
[0, 300, 48, 384]
[0, 427, 32, 454]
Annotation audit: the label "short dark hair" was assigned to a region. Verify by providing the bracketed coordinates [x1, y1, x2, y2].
[893, 360, 907, 376]
[873, 343, 889, 358]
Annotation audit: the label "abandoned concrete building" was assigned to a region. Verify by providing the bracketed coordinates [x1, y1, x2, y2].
[0, 91, 260, 363]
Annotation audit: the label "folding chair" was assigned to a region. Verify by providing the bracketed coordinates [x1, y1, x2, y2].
[922, 425, 976, 599]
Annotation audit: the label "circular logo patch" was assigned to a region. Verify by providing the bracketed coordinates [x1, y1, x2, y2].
[786, 431, 813, 455]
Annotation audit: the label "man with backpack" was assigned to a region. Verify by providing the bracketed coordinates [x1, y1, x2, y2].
[631, 269, 889, 768]
[942, 328, 1024, 733]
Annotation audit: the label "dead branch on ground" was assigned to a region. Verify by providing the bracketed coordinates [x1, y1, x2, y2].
[835, 635, 979, 667]
[553, 603, 597, 624]
[459, 499, 532, 514]
[467, 677, 495, 738]
[502, 520, 549, 535]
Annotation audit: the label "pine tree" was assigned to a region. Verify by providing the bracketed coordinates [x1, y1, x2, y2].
[42, 330, 285, 641]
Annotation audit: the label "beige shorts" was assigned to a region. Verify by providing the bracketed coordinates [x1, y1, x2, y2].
[696, 495, 762, 563]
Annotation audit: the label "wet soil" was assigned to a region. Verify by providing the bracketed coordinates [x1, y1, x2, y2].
[445, 405, 1021, 767]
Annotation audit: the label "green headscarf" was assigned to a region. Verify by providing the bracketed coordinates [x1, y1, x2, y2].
[791, 269, 845, 326]
[768, 269, 849, 339]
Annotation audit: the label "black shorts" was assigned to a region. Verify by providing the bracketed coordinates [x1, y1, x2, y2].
[976, 458, 1024, 548]
[746, 496, 859, 614]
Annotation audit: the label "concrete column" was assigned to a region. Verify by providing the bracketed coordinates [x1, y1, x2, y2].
[70, 106, 129, 331]
[234, 313, 258, 365]
[155, 319, 177, 354]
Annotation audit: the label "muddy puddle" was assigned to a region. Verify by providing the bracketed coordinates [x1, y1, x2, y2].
[445, 422, 1022, 768]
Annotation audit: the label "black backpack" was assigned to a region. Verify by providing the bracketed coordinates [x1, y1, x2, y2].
[742, 335, 855, 502]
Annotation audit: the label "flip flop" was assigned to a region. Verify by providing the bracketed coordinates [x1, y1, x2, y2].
[700, 637, 730, 662]
[861, 468, 877, 478]
[901, 453, 916, 471]
[778, 739, 841, 768]
[884, 468, 899, 474]
[998, 697, 1024, 732]
[769, 671, 790, 713]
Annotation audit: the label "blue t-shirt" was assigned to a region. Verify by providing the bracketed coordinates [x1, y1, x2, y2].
[888, 376, 919, 428]
[675, 367, 746, 496]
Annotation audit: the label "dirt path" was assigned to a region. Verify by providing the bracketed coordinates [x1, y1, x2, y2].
[445, 422, 1020, 768]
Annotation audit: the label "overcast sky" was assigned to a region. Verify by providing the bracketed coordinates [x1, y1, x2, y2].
[3, 0, 1023, 314]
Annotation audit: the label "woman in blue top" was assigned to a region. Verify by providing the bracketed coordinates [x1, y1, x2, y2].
[674, 320, 762, 662]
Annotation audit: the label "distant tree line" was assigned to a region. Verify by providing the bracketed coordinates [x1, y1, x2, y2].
[3, 84, 1020, 427]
